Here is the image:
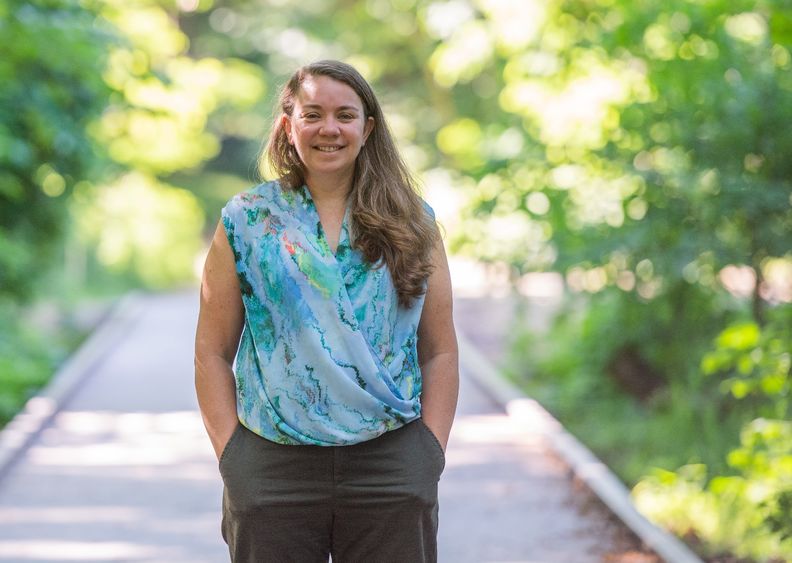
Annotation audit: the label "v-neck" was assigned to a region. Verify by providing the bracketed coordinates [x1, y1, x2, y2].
[298, 184, 351, 259]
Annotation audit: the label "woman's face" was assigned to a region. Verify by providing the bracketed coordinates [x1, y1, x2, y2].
[283, 74, 375, 186]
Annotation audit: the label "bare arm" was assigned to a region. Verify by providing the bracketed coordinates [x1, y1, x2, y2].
[416, 230, 459, 452]
[194, 219, 245, 460]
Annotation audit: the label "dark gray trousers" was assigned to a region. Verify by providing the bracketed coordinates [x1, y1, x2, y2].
[218, 418, 446, 563]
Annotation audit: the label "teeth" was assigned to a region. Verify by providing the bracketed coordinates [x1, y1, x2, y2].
[316, 146, 341, 152]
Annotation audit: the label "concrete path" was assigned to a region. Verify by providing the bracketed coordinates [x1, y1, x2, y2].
[0, 288, 647, 562]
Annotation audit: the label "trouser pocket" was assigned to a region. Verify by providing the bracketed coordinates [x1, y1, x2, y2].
[218, 422, 243, 473]
[416, 418, 446, 474]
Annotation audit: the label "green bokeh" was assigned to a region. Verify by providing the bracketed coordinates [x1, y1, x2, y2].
[2, 0, 791, 558]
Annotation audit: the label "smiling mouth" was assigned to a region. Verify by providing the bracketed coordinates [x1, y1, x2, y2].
[314, 145, 344, 152]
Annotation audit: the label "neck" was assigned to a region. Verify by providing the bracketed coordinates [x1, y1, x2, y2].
[304, 170, 354, 207]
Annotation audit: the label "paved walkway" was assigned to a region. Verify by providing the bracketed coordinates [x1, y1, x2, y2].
[0, 288, 646, 562]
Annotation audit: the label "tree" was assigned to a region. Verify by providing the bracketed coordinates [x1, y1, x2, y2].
[0, 0, 115, 303]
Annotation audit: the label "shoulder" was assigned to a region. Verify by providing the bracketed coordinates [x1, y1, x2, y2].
[222, 180, 285, 224]
[223, 180, 281, 213]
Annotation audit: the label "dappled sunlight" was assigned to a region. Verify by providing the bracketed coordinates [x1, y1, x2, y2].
[449, 413, 547, 447]
[477, 0, 547, 52]
[35, 164, 66, 198]
[515, 272, 564, 299]
[102, 107, 219, 170]
[443, 410, 567, 477]
[437, 370, 622, 561]
[422, 167, 469, 234]
[500, 56, 648, 149]
[724, 12, 768, 44]
[449, 256, 565, 300]
[642, 21, 677, 60]
[550, 162, 644, 230]
[448, 256, 513, 297]
[424, 1, 475, 39]
[761, 258, 792, 303]
[101, 3, 186, 59]
[436, 118, 482, 158]
[26, 411, 215, 473]
[429, 20, 493, 87]
[0, 405, 227, 561]
[6, 0, 791, 558]
[69, 173, 204, 288]
[0, 540, 160, 561]
[719, 264, 756, 299]
[0, 506, 143, 525]
[717, 260, 792, 303]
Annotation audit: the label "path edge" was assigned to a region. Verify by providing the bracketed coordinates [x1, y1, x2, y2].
[456, 329, 704, 563]
[0, 291, 145, 481]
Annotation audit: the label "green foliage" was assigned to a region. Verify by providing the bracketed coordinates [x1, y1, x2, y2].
[648, 307, 792, 557]
[69, 173, 205, 289]
[3, 0, 791, 559]
[0, 324, 53, 427]
[0, 0, 115, 304]
[514, 297, 792, 557]
[0, 297, 91, 428]
[0, 0, 264, 431]
[633, 418, 792, 560]
[1, 0, 267, 303]
[505, 289, 745, 485]
[424, 0, 792, 330]
[516, 298, 792, 558]
[509, 296, 792, 561]
[165, 170, 253, 238]
[490, 1, 792, 558]
[65, 0, 266, 289]
[702, 307, 791, 414]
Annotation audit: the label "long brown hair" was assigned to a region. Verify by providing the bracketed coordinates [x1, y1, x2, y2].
[258, 60, 439, 309]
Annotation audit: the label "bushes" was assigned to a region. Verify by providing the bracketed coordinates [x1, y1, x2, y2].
[633, 419, 792, 560]
[0, 319, 54, 427]
[507, 290, 792, 560]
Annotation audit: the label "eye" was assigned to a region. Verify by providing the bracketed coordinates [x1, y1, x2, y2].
[302, 112, 320, 120]
[339, 113, 356, 121]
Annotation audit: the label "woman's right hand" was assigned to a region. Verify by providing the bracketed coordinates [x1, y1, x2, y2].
[212, 417, 241, 461]
[195, 219, 246, 464]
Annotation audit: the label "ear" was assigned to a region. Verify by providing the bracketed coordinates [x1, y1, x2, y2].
[281, 114, 293, 144]
[363, 116, 375, 144]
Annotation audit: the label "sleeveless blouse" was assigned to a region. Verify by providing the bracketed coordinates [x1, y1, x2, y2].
[221, 180, 436, 445]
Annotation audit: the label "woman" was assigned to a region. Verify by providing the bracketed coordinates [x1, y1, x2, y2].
[194, 59, 459, 563]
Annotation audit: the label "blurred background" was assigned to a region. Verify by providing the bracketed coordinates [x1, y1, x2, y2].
[1, 0, 790, 560]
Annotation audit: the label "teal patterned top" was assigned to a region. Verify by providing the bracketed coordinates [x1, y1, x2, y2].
[221, 180, 435, 445]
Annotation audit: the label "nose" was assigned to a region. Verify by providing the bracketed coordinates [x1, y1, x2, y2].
[319, 117, 340, 136]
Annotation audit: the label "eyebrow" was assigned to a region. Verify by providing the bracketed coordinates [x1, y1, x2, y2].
[301, 104, 361, 112]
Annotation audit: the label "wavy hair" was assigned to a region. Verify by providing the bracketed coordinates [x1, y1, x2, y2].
[258, 60, 439, 309]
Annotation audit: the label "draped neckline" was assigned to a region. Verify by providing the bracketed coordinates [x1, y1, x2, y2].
[219, 180, 433, 445]
[297, 184, 351, 260]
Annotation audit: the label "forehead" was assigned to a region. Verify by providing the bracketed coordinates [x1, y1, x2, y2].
[295, 74, 364, 111]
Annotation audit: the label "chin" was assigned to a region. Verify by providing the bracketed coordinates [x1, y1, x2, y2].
[309, 162, 355, 175]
